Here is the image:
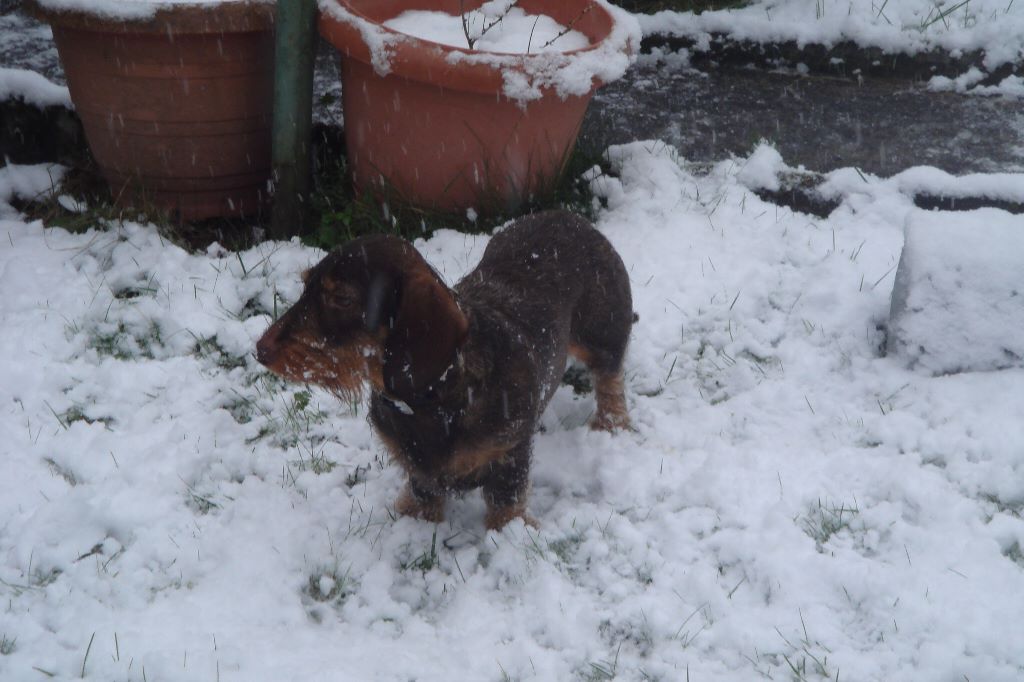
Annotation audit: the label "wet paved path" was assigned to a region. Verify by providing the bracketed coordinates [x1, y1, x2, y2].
[585, 52, 1024, 176]
[4, 9, 1024, 177]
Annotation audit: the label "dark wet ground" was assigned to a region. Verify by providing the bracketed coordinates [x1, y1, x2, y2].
[585, 52, 1024, 175]
[3, 9, 1024, 176]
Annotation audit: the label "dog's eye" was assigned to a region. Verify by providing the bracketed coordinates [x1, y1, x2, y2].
[324, 290, 359, 311]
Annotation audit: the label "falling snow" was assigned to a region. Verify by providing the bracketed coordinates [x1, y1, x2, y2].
[2, 1, 1024, 681]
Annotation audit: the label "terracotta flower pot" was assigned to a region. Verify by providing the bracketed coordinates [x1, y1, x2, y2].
[27, 1, 275, 221]
[318, 0, 639, 214]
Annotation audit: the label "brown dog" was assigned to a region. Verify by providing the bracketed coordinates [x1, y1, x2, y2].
[256, 210, 633, 529]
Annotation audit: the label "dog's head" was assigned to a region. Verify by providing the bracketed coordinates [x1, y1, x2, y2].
[256, 235, 469, 402]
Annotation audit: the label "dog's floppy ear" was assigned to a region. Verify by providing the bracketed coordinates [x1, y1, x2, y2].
[382, 261, 468, 400]
[364, 271, 396, 332]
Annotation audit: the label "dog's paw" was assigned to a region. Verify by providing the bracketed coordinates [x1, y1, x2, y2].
[589, 412, 632, 433]
[395, 486, 446, 523]
[485, 503, 538, 531]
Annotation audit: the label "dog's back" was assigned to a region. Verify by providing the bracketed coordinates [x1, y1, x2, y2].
[455, 210, 633, 429]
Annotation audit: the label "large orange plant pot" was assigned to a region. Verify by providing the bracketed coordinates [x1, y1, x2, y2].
[318, 0, 639, 214]
[28, 1, 275, 221]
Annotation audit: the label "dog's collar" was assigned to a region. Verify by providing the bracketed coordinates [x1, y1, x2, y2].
[378, 349, 463, 413]
[378, 393, 415, 415]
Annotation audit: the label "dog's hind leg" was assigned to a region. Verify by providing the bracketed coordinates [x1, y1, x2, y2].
[566, 236, 634, 431]
[569, 318, 633, 432]
[591, 368, 631, 432]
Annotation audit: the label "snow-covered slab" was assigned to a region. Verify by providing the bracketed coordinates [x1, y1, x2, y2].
[888, 208, 1024, 375]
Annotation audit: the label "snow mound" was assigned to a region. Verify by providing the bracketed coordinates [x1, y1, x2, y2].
[0, 67, 71, 109]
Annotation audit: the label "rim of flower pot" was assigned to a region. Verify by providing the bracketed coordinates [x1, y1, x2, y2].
[318, 0, 621, 96]
[24, 0, 275, 34]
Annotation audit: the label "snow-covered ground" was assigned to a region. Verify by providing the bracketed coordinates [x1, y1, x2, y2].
[642, 0, 1024, 69]
[3, 142, 1024, 681]
[642, 0, 1024, 96]
[2, 1, 1024, 681]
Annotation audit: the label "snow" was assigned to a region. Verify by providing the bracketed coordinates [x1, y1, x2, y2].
[0, 68, 70, 109]
[32, 0, 274, 22]
[3, 137, 1024, 680]
[735, 142, 787, 191]
[3, 0, 1024, 679]
[929, 69, 1024, 98]
[317, 0, 404, 78]
[823, 164, 1024, 205]
[383, 6, 589, 54]
[641, 0, 1024, 70]
[888, 209, 1024, 375]
[318, 0, 641, 102]
[0, 163, 65, 217]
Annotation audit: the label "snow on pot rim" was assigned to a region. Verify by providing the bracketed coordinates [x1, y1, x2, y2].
[25, 0, 275, 33]
[317, 0, 641, 102]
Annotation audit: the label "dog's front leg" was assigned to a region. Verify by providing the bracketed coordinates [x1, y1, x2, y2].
[395, 477, 446, 523]
[482, 440, 537, 530]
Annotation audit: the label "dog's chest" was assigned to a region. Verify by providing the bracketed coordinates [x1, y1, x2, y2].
[370, 395, 453, 461]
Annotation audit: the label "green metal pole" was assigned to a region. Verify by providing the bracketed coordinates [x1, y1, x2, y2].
[269, 0, 317, 239]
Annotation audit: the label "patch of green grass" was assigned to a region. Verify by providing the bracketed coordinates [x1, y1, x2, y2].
[225, 375, 347, 485]
[1003, 541, 1024, 569]
[402, 530, 440, 573]
[548, 531, 585, 564]
[1, 633, 16, 656]
[305, 565, 353, 603]
[183, 482, 222, 516]
[601, 614, 655, 657]
[42, 456, 79, 486]
[191, 335, 249, 371]
[32, 568, 62, 589]
[345, 462, 372, 488]
[45, 400, 112, 431]
[798, 498, 860, 553]
[86, 320, 163, 361]
[775, 611, 837, 682]
[290, 441, 338, 476]
[582, 641, 622, 681]
[919, 0, 973, 30]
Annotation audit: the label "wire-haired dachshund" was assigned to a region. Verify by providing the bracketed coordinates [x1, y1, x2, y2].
[256, 210, 633, 530]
